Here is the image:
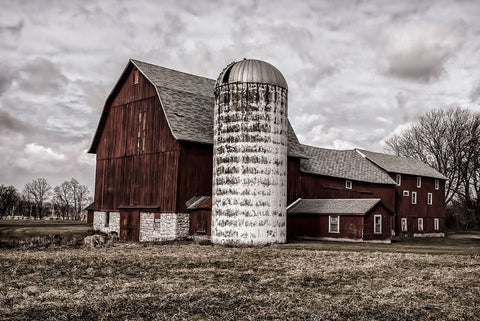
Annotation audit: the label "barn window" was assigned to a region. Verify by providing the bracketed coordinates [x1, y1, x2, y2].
[427, 193, 432, 205]
[401, 218, 407, 232]
[329, 215, 339, 233]
[434, 218, 439, 231]
[133, 68, 139, 84]
[154, 218, 161, 230]
[403, 190, 409, 196]
[411, 192, 417, 204]
[105, 211, 110, 227]
[418, 218, 424, 231]
[137, 111, 147, 154]
[417, 177, 421, 188]
[396, 174, 401, 186]
[345, 180, 352, 189]
[374, 215, 382, 234]
[435, 179, 439, 190]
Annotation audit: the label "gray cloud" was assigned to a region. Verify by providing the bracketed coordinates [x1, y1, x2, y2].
[377, 20, 467, 82]
[16, 57, 69, 94]
[0, 18, 24, 35]
[0, 108, 32, 134]
[470, 81, 480, 102]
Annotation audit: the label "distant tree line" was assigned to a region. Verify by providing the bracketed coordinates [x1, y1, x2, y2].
[387, 107, 480, 230]
[0, 178, 92, 220]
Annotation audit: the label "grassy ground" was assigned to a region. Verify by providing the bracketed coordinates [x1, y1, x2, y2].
[0, 220, 90, 249]
[0, 230, 479, 320]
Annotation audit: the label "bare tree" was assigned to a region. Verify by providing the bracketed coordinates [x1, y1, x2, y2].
[23, 178, 52, 219]
[386, 107, 480, 229]
[0, 185, 20, 218]
[53, 178, 92, 220]
[53, 181, 72, 219]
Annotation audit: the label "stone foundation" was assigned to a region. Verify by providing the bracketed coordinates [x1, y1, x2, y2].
[139, 212, 189, 242]
[93, 211, 120, 235]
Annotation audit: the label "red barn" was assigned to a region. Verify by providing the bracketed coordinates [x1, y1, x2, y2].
[88, 59, 446, 242]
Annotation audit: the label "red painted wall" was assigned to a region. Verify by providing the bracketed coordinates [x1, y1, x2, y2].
[392, 173, 445, 235]
[299, 173, 396, 211]
[94, 65, 179, 212]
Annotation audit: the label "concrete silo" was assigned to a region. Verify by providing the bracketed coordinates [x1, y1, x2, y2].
[212, 59, 288, 245]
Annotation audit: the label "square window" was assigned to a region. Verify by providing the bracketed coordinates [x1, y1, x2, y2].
[346, 180, 352, 189]
[396, 174, 401, 186]
[418, 218, 424, 231]
[374, 215, 382, 234]
[427, 193, 432, 205]
[434, 218, 439, 231]
[412, 192, 417, 205]
[417, 177, 422, 188]
[401, 218, 407, 232]
[329, 215, 339, 233]
[403, 190, 409, 196]
[435, 179, 439, 190]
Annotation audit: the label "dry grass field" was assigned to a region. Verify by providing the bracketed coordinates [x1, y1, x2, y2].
[0, 223, 479, 320]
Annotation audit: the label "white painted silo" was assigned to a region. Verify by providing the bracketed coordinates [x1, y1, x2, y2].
[212, 59, 288, 245]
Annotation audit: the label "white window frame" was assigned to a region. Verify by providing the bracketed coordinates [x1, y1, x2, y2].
[412, 191, 417, 205]
[401, 218, 407, 232]
[427, 193, 432, 205]
[435, 179, 439, 190]
[396, 174, 401, 186]
[346, 180, 352, 189]
[403, 190, 409, 196]
[329, 215, 339, 233]
[374, 214, 382, 234]
[417, 177, 422, 188]
[434, 218, 439, 231]
[418, 218, 424, 231]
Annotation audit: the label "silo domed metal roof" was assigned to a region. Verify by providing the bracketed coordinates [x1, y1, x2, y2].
[216, 59, 288, 90]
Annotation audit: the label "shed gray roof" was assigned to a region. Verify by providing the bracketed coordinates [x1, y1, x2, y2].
[131, 59, 305, 157]
[287, 198, 385, 215]
[357, 149, 447, 180]
[186, 196, 211, 210]
[300, 145, 396, 185]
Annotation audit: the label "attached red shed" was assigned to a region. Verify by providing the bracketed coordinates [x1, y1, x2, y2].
[186, 196, 212, 236]
[287, 198, 394, 243]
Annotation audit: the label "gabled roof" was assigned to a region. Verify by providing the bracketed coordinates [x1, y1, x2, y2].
[89, 59, 306, 157]
[300, 145, 396, 185]
[185, 196, 211, 210]
[356, 149, 447, 180]
[287, 198, 392, 215]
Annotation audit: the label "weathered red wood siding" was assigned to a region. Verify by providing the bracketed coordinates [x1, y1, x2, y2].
[176, 142, 213, 213]
[299, 173, 396, 211]
[362, 203, 393, 241]
[393, 173, 445, 235]
[287, 215, 364, 239]
[94, 66, 179, 212]
[287, 158, 301, 204]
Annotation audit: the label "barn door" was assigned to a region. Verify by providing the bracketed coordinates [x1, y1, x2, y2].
[120, 210, 140, 241]
[190, 210, 211, 236]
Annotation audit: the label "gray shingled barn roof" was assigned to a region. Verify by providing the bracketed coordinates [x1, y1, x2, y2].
[287, 198, 387, 215]
[131, 59, 305, 157]
[357, 149, 447, 180]
[300, 145, 396, 185]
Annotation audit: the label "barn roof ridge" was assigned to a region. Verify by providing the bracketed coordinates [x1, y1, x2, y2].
[287, 198, 393, 215]
[299, 144, 396, 185]
[356, 149, 448, 180]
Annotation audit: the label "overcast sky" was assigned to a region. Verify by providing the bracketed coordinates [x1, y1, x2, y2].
[1, 0, 479, 194]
